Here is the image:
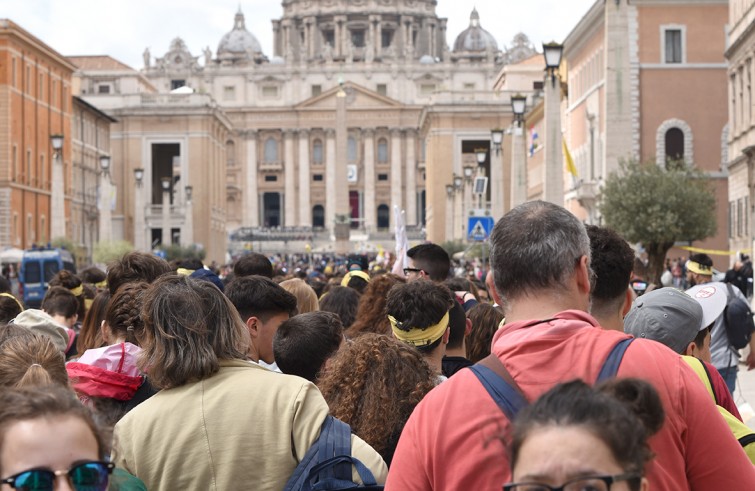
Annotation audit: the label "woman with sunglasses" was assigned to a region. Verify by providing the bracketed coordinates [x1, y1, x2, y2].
[504, 378, 665, 491]
[0, 386, 113, 491]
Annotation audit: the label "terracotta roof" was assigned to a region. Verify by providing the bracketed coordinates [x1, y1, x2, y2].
[67, 55, 135, 71]
[516, 53, 543, 66]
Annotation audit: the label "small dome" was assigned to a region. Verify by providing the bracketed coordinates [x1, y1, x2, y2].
[217, 9, 263, 57]
[453, 8, 498, 52]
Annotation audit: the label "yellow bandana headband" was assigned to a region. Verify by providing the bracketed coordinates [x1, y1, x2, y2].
[0, 292, 24, 312]
[686, 260, 712, 276]
[388, 310, 449, 347]
[95, 280, 108, 289]
[341, 270, 370, 287]
[70, 285, 84, 297]
[176, 268, 195, 276]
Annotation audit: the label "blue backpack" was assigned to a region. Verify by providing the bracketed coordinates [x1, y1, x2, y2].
[469, 337, 634, 419]
[284, 416, 383, 491]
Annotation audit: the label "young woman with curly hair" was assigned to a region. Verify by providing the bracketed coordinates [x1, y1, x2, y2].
[345, 273, 405, 338]
[318, 333, 436, 466]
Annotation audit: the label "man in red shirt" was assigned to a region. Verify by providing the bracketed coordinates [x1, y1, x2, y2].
[386, 201, 755, 491]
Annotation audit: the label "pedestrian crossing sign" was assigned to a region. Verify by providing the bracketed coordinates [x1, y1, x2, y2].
[468, 216, 494, 242]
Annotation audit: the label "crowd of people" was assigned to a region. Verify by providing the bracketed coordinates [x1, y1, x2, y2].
[0, 200, 754, 490]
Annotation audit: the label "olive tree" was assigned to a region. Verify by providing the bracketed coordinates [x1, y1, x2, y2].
[600, 160, 717, 285]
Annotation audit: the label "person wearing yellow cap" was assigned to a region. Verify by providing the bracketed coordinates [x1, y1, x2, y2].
[385, 279, 453, 383]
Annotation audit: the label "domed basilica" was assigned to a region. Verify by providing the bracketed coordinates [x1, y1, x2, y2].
[74, 0, 536, 261]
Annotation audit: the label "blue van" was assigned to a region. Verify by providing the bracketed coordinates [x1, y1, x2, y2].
[19, 248, 76, 308]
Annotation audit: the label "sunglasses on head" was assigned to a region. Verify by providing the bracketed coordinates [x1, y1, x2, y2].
[1, 461, 114, 491]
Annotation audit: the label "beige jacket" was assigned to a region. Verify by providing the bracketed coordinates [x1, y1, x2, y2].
[112, 359, 387, 490]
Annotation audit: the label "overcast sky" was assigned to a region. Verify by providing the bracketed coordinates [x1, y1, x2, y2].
[2, 0, 597, 69]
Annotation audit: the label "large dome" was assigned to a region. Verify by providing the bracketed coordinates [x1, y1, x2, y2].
[217, 9, 263, 57]
[453, 8, 498, 52]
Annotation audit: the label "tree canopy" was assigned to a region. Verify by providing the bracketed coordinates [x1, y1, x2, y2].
[600, 160, 717, 285]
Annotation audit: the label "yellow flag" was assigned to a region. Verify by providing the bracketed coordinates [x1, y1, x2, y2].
[563, 138, 578, 178]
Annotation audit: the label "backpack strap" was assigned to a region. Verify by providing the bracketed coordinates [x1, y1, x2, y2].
[596, 338, 634, 383]
[471, 337, 634, 420]
[315, 416, 351, 482]
[469, 355, 528, 420]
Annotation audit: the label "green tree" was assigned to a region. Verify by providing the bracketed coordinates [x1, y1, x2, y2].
[93, 240, 135, 266]
[159, 244, 206, 262]
[600, 160, 717, 285]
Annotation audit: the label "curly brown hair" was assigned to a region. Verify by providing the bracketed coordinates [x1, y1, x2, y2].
[345, 274, 406, 338]
[317, 333, 436, 466]
[466, 302, 504, 363]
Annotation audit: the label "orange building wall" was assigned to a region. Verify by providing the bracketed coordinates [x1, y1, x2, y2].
[0, 20, 73, 249]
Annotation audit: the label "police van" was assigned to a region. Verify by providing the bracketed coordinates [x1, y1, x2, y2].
[19, 247, 76, 308]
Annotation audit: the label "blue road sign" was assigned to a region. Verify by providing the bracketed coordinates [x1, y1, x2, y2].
[468, 216, 495, 242]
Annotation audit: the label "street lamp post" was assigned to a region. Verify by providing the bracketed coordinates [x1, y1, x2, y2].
[543, 41, 565, 206]
[183, 185, 193, 248]
[161, 177, 172, 248]
[510, 94, 528, 208]
[445, 184, 455, 241]
[50, 134, 65, 241]
[489, 129, 505, 217]
[98, 155, 112, 243]
[134, 168, 145, 251]
[453, 174, 463, 240]
[463, 164, 474, 235]
[475, 149, 487, 210]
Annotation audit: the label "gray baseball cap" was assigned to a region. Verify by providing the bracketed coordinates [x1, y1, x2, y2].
[624, 287, 704, 354]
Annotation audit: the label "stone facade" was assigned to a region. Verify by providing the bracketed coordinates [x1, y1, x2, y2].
[726, 0, 755, 260]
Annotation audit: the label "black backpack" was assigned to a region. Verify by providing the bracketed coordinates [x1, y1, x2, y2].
[723, 283, 755, 350]
[284, 416, 384, 491]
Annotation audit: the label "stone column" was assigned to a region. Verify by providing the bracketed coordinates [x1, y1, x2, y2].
[51, 150, 65, 239]
[244, 131, 259, 227]
[298, 130, 311, 226]
[284, 130, 296, 227]
[543, 76, 564, 206]
[405, 129, 417, 226]
[363, 129, 376, 232]
[99, 172, 112, 243]
[134, 177, 145, 251]
[335, 16, 347, 59]
[510, 125, 527, 209]
[390, 129, 403, 223]
[374, 17, 383, 57]
[335, 89, 350, 251]
[325, 129, 336, 231]
[161, 184, 171, 246]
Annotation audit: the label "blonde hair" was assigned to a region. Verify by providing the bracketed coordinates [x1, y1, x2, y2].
[0, 335, 69, 389]
[279, 278, 319, 314]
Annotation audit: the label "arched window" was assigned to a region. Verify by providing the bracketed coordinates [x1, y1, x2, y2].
[348, 136, 358, 162]
[377, 204, 390, 229]
[656, 118, 693, 168]
[312, 205, 325, 228]
[377, 138, 388, 163]
[665, 128, 684, 162]
[264, 137, 278, 163]
[312, 139, 323, 165]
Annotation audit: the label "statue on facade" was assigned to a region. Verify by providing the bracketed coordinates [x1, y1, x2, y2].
[322, 42, 333, 63]
[345, 40, 354, 64]
[204, 46, 212, 65]
[365, 37, 375, 63]
[143, 48, 150, 68]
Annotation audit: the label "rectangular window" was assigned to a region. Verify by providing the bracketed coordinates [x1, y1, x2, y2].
[98, 84, 111, 94]
[11, 58, 16, 87]
[264, 175, 278, 182]
[381, 30, 393, 48]
[262, 86, 279, 98]
[376, 84, 387, 96]
[420, 84, 436, 95]
[26, 65, 30, 93]
[377, 173, 389, 181]
[171, 80, 186, 90]
[664, 29, 683, 63]
[311, 85, 322, 97]
[746, 197, 751, 236]
[464, 83, 475, 90]
[12, 145, 17, 180]
[26, 150, 31, 184]
[323, 30, 335, 47]
[730, 201, 735, 239]
[738, 198, 743, 237]
[223, 86, 235, 101]
[351, 30, 365, 48]
[39, 74, 43, 98]
[313, 174, 324, 181]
